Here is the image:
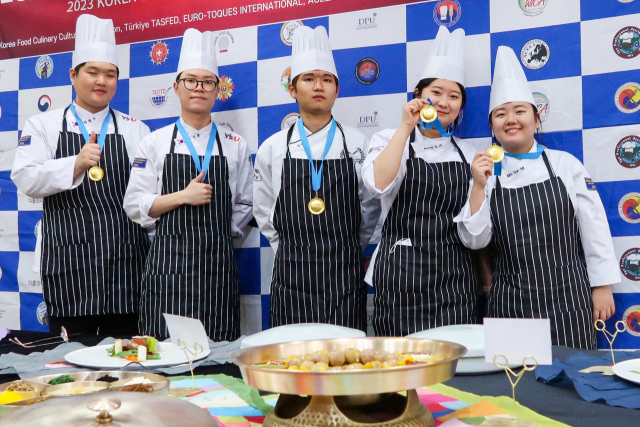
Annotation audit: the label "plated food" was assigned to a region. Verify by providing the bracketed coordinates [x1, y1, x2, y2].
[106, 336, 160, 362]
[252, 348, 442, 371]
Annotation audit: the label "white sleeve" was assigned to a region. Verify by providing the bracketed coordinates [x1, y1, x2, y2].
[231, 138, 254, 237]
[358, 135, 382, 248]
[253, 148, 279, 252]
[454, 177, 493, 249]
[11, 118, 84, 198]
[361, 130, 408, 198]
[569, 160, 621, 287]
[123, 134, 160, 228]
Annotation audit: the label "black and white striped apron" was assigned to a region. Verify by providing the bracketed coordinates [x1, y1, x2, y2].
[270, 123, 366, 330]
[139, 125, 240, 341]
[373, 130, 479, 337]
[41, 106, 149, 317]
[488, 151, 595, 350]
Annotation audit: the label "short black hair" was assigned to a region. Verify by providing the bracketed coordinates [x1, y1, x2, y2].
[74, 62, 119, 78]
[289, 74, 340, 90]
[413, 78, 466, 129]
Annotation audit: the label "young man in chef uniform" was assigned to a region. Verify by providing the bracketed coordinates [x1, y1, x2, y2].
[11, 14, 150, 335]
[124, 28, 253, 341]
[253, 26, 380, 331]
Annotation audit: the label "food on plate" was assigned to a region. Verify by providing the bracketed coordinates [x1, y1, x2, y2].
[121, 383, 154, 393]
[252, 349, 442, 371]
[5, 381, 36, 392]
[47, 375, 75, 385]
[45, 386, 106, 396]
[0, 391, 24, 405]
[106, 336, 160, 361]
[96, 375, 120, 383]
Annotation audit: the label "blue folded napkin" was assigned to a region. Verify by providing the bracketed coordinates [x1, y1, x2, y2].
[536, 351, 640, 409]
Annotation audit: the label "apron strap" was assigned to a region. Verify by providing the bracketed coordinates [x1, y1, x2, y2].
[285, 119, 347, 159]
[169, 123, 225, 157]
[450, 137, 468, 164]
[408, 128, 416, 158]
[61, 105, 119, 139]
[285, 123, 295, 158]
[541, 150, 555, 178]
[110, 109, 119, 135]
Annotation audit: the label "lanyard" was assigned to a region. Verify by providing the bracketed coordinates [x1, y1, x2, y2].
[495, 143, 544, 176]
[175, 119, 218, 181]
[69, 103, 110, 149]
[297, 117, 337, 191]
[418, 98, 453, 137]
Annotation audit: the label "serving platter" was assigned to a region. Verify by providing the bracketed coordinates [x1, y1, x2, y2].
[64, 343, 210, 368]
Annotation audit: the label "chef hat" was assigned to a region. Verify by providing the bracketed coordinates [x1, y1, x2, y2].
[177, 28, 219, 77]
[489, 46, 535, 113]
[291, 26, 338, 80]
[420, 26, 465, 87]
[72, 14, 118, 69]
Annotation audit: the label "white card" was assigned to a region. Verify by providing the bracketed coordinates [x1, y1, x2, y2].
[483, 318, 552, 365]
[162, 313, 210, 353]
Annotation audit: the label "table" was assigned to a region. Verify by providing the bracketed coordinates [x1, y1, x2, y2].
[1, 331, 638, 426]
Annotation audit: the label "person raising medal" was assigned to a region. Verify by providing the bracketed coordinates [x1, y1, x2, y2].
[253, 26, 381, 330]
[455, 46, 619, 349]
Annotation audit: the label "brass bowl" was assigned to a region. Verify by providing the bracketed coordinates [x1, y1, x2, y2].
[231, 337, 467, 396]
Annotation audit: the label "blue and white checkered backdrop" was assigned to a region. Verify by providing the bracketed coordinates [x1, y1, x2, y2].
[0, 0, 639, 348]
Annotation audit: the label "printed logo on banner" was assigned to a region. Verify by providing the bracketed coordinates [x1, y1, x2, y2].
[616, 135, 640, 168]
[340, 147, 365, 164]
[215, 31, 234, 53]
[620, 248, 640, 281]
[355, 58, 380, 85]
[149, 41, 169, 65]
[281, 21, 303, 46]
[281, 67, 292, 92]
[356, 12, 377, 30]
[521, 39, 550, 70]
[615, 83, 640, 113]
[150, 87, 172, 108]
[622, 305, 640, 336]
[217, 76, 235, 101]
[281, 112, 300, 130]
[35, 55, 53, 80]
[618, 192, 640, 223]
[613, 27, 640, 59]
[532, 92, 549, 122]
[358, 111, 379, 129]
[36, 301, 48, 326]
[37, 95, 51, 112]
[519, 0, 547, 17]
[433, 0, 461, 27]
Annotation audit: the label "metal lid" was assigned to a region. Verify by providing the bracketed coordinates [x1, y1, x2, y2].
[0, 391, 217, 427]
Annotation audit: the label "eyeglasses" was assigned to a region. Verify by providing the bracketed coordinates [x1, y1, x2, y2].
[178, 78, 218, 92]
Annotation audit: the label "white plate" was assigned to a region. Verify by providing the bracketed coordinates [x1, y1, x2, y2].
[406, 324, 485, 358]
[612, 358, 640, 385]
[64, 343, 210, 368]
[240, 323, 365, 349]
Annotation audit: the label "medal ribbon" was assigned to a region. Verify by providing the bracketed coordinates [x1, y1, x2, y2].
[69, 103, 111, 151]
[418, 98, 453, 137]
[175, 119, 218, 181]
[494, 143, 544, 176]
[297, 117, 337, 193]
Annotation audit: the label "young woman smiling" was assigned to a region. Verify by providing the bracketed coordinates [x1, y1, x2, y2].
[455, 46, 619, 349]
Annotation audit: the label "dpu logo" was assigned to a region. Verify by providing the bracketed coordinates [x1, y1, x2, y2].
[357, 111, 379, 129]
[38, 95, 51, 112]
[356, 13, 377, 30]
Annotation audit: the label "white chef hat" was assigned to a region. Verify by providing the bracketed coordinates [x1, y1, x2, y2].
[291, 26, 338, 80]
[420, 26, 465, 87]
[177, 28, 219, 77]
[489, 46, 535, 113]
[72, 14, 118, 69]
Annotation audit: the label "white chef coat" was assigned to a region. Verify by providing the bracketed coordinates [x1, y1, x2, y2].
[253, 121, 381, 252]
[123, 118, 253, 237]
[361, 127, 479, 286]
[454, 142, 620, 288]
[11, 102, 150, 272]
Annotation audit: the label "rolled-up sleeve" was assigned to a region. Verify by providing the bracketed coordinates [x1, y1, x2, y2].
[454, 177, 493, 250]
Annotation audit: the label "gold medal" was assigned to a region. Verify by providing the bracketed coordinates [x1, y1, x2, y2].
[88, 166, 104, 181]
[308, 192, 325, 215]
[420, 104, 438, 123]
[487, 144, 505, 162]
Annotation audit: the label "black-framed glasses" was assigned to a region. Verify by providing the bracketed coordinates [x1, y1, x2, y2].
[178, 78, 218, 92]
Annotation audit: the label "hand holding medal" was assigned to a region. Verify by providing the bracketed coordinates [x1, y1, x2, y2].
[75, 131, 103, 180]
[418, 98, 453, 137]
[70, 104, 110, 182]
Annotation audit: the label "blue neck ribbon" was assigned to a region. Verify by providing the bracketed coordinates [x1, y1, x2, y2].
[69, 103, 111, 150]
[297, 117, 337, 192]
[175, 119, 218, 181]
[494, 143, 544, 176]
[418, 98, 453, 137]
